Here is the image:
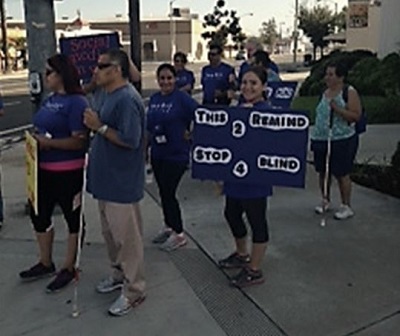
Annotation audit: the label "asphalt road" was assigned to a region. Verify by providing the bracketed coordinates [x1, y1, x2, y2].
[0, 54, 301, 133]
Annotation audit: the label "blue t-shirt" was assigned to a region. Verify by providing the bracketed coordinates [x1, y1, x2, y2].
[201, 62, 235, 104]
[176, 69, 195, 91]
[238, 60, 280, 84]
[86, 84, 145, 204]
[147, 89, 198, 163]
[33, 93, 88, 163]
[223, 100, 273, 199]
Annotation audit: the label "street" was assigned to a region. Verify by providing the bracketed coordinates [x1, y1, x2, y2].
[0, 53, 302, 133]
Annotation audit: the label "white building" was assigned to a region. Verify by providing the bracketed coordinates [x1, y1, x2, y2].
[346, 0, 400, 57]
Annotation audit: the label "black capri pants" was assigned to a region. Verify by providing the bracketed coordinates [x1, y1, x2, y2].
[224, 196, 269, 243]
[30, 168, 84, 234]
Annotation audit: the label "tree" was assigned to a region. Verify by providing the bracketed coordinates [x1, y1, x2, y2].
[298, 5, 335, 60]
[259, 18, 278, 52]
[201, 0, 246, 50]
[335, 6, 347, 32]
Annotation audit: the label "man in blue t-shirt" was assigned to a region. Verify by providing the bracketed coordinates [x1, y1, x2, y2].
[238, 38, 280, 84]
[201, 44, 236, 105]
[84, 49, 146, 317]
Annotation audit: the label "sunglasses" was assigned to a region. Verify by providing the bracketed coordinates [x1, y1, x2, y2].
[45, 69, 55, 76]
[208, 52, 219, 57]
[96, 63, 115, 70]
[174, 59, 183, 63]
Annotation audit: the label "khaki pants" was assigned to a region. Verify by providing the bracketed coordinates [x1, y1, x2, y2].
[98, 201, 145, 301]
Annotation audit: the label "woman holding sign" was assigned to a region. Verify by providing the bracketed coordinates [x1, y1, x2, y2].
[147, 63, 198, 251]
[19, 54, 88, 293]
[218, 66, 272, 288]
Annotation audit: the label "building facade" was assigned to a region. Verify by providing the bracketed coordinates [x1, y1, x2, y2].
[346, 0, 400, 57]
[7, 11, 208, 62]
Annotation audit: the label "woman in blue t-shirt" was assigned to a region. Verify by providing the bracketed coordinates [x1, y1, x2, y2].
[218, 66, 273, 288]
[147, 63, 199, 252]
[173, 51, 195, 95]
[19, 54, 89, 293]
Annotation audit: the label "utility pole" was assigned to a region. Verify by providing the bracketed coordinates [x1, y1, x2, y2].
[128, 0, 142, 93]
[169, 0, 177, 61]
[293, 0, 299, 65]
[0, 0, 8, 72]
[23, 0, 56, 106]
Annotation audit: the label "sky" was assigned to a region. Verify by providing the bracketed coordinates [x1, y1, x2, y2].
[5, 0, 348, 36]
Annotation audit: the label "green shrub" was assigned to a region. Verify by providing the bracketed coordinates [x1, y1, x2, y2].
[348, 57, 384, 96]
[299, 49, 376, 96]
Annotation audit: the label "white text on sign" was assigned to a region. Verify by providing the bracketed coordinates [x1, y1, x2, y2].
[195, 108, 229, 126]
[250, 112, 309, 131]
[257, 155, 301, 173]
[193, 146, 232, 164]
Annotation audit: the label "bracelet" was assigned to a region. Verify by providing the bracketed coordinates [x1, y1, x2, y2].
[97, 124, 108, 135]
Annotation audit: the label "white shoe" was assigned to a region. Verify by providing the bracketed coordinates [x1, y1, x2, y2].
[334, 204, 354, 220]
[108, 294, 146, 317]
[315, 202, 330, 214]
[159, 233, 187, 252]
[96, 276, 123, 294]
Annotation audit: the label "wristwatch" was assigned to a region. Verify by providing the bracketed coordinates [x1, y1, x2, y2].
[97, 124, 108, 135]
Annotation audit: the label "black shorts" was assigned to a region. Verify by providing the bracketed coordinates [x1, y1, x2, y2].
[311, 135, 358, 177]
[30, 168, 84, 233]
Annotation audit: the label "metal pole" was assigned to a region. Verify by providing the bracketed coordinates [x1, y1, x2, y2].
[23, 0, 56, 107]
[293, 0, 298, 64]
[169, 0, 177, 61]
[128, 0, 142, 93]
[0, 0, 8, 72]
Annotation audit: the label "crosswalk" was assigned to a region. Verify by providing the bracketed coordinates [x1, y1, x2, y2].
[0, 76, 29, 96]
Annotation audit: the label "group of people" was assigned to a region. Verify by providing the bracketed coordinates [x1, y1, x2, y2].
[12, 39, 361, 317]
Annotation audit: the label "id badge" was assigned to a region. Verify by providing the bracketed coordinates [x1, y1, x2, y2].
[155, 135, 167, 144]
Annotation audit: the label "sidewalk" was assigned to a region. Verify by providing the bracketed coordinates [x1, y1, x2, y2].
[0, 125, 399, 336]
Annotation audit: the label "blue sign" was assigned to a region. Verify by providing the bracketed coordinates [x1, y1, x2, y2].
[191, 106, 309, 188]
[266, 81, 298, 109]
[59, 32, 120, 82]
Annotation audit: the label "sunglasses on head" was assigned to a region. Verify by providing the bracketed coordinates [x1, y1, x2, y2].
[96, 63, 115, 70]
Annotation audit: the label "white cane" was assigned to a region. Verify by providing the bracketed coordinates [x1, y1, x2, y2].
[320, 109, 334, 227]
[71, 163, 87, 318]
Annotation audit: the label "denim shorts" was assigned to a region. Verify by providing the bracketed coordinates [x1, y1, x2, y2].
[311, 135, 358, 177]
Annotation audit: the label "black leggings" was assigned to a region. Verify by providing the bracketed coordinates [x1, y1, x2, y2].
[151, 159, 186, 234]
[30, 168, 84, 234]
[224, 196, 269, 243]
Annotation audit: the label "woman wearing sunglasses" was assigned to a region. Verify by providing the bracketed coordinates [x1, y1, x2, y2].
[173, 51, 195, 95]
[147, 63, 198, 252]
[19, 54, 89, 293]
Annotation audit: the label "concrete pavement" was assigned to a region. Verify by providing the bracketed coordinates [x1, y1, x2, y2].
[0, 124, 399, 336]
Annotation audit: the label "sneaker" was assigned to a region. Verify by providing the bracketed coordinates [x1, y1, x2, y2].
[218, 252, 250, 269]
[230, 267, 265, 288]
[19, 262, 56, 281]
[315, 201, 330, 214]
[334, 204, 354, 220]
[152, 228, 172, 244]
[46, 268, 76, 293]
[159, 233, 187, 252]
[108, 294, 146, 317]
[96, 276, 123, 294]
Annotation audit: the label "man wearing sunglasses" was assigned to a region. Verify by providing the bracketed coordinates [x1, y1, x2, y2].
[201, 44, 236, 106]
[84, 49, 146, 317]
